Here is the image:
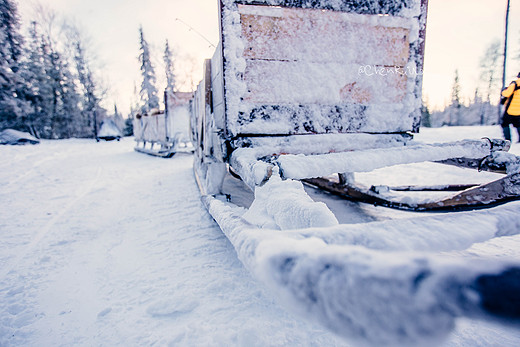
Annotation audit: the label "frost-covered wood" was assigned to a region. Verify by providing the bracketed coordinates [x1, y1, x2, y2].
[134, 113, 167, 144]
[228, 0, 420, 16]
[277, 139, 494, 180]
[240, 8, 410, 65]
[229, 139, 497, 187]
[217, 0, 426, 137]
[192, 59, 228, 194]
[134, 84, 193, 146]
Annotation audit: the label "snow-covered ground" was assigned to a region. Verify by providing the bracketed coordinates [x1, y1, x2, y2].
[1, 126, 520, 346]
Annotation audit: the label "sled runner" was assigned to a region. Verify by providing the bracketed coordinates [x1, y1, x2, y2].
[189, 0, 520, 345]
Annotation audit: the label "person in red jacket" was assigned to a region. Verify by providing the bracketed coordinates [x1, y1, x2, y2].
[501, 72, 520, 142]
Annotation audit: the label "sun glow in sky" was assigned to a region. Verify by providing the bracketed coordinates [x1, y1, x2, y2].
[17, 0, 520, 115]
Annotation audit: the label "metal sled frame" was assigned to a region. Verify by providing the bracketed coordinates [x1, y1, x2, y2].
[134, 137, 193, 158]
[134, 147, 175, 158]
[304, 172, 520, 212]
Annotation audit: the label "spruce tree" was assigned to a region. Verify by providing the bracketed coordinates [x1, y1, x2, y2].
[420, 97, 431, 128]
[72, 37, 99, 137]
[164, 39, 176, 101]
[449, 70, 462, 125]
[0, 3, 107, 139]
[138, 26, 159, 114]
[24, 19, 85, 139]
[0, 0, 27, 130]
[58, 58, 81, 138]
[0, 0, 23, 62]
[113, 103, 125, 131]
[23, 21, 52, 137]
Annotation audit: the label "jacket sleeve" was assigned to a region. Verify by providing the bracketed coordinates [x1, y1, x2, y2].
[502, 82, 516, 98]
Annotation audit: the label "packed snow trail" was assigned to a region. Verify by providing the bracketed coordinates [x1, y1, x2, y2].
[0, 129, 520, 346]
[0, 138, 348, 346]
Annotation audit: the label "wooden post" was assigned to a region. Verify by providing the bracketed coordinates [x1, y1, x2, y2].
[93, 109, 98, 141]
[164, 89, 169, 142]
[502, 0, 511, 89]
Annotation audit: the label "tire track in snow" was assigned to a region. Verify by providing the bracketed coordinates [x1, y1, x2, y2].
[1, 145, 79, 192]
[0, 167, 103, 280]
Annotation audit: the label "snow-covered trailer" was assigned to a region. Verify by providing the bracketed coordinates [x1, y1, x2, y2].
[191, 1, 520, 345]
[194, 0, 428, 191]
[134, 93, 194, 157]
[97, 118, 122, 141]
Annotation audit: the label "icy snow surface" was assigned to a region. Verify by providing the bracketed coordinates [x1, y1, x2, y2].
[1, 126, 520, 346]
[0, 138, 347, 346]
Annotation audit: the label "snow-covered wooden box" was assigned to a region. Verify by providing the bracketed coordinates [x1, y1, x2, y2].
[214, 0, 428, 137]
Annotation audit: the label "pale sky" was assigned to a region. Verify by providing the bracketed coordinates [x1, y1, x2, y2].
[424, 0, 520, 110]
[17, 0, 520, 114]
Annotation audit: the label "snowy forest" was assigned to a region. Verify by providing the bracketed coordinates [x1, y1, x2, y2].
[0, 0, 178, 140]
[0, 0, 114, 139]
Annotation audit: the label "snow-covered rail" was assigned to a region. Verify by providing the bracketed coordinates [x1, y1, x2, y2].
[231, 139, 503, 187]
[202, 184, 520, 346]
[277, 140, 498, 180]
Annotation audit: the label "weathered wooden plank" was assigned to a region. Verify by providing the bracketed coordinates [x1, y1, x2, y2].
[210, 44, 225, 130]
[219, 2, 424, 137]
[230, 102, 419, 136]
[243, 60, 408, 104]
[233, 0, 417, 16]
[135, 114, 168, 143]
[240, 7, 410, 67]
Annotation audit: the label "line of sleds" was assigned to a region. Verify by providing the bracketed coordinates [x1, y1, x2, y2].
[140, 1, 520, 345]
